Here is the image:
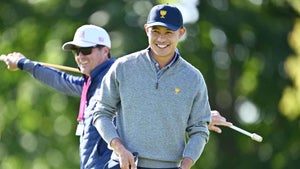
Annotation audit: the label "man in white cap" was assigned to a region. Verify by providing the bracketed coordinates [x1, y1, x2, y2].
[0, 25, 114, 169]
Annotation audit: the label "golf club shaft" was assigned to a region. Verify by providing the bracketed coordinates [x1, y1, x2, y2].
[229, 125, 263, 142]
[40, 62, 81, 73]
[1, 55, 80, 73]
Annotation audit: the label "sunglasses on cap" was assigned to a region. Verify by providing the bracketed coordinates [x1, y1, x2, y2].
[72, 45, 103, 56]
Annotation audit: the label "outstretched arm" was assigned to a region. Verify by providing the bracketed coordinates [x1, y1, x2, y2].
[1, 52, 82, 96]
[208, 110, 232, 133]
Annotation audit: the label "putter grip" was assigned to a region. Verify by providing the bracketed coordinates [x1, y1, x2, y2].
[251, 133, 263, 142]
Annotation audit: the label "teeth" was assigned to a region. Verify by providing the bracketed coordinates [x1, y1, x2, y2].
[80, 61, 88, 64]
[157, 44, 167, 48]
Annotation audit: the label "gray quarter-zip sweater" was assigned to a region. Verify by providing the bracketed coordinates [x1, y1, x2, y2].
[93, 48, 211, 168]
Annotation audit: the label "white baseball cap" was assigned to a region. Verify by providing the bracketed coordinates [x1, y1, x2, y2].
[62, 25, 111, 50]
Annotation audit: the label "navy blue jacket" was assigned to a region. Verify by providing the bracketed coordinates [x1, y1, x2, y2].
[18, 58, 115, 169]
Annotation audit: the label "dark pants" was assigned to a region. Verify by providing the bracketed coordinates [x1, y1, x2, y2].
[103, 156, 179, 169]
[104, 161, 179, 169]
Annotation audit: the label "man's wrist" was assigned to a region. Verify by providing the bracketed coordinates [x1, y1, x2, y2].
[17, 57, 27, 70]
[110, 138, 125, 154]
[180, 157, 194, 169]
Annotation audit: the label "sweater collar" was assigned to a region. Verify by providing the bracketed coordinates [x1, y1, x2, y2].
[146, 47, 180, 70]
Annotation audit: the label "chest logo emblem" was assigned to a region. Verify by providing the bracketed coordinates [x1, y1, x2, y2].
[175, 88, 180, 94]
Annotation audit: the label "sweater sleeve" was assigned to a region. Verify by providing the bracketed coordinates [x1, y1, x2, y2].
[183, 74, 211, 162]
[93, 61, 120, 145]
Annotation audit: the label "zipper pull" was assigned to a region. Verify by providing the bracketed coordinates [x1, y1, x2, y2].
[156, 82, 158, 89]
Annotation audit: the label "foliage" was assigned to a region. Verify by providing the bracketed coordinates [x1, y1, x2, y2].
[0, 0, 299, 169]
[279, 18, 300, 120]
[192, 0, 299, 169]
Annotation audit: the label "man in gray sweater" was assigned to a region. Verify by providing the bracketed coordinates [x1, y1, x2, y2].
[93, 4, 211, 169]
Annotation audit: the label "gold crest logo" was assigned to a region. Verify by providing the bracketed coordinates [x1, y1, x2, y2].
[160, 10, 167, 18]
[175, 88, 180, 94]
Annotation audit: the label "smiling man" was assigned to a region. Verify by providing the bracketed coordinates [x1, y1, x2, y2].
[0, 25, 115, 169]
[93, 4, 211, 169]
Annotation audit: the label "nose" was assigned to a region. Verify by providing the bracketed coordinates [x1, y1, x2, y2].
[157, 34, 167, 42]
[75, 53, 86, 63]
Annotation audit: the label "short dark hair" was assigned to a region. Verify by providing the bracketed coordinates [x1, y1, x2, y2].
[96, 45, 111, 58]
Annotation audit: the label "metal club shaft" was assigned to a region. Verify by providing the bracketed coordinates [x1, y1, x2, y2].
[229, 125, 263, 142]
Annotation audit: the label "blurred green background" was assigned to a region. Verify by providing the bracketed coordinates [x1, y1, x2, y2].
[0, 0, 300, 168]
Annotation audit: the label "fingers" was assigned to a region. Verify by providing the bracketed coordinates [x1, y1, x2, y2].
[209, 110, 233, 133]
[0, 54, 11, 69]
[211, 110, 232, 127]
[0, 54, 6, 61]
[129, 153, 137, 169]
[208, 125, 222, 133]
[211, 110, 220, 116]
[0, 52, 25, 71]
[119, 151, 137, 169]
[211, 116, 233, 127]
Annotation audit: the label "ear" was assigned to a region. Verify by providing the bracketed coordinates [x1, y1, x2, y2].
[144, 24, 149, 34]
[179, 27, 186, 38]
[101, 46, 110, 56]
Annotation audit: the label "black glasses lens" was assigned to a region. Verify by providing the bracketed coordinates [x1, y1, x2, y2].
[80, 47, 93, 55]
[73, 47, 93, 55]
